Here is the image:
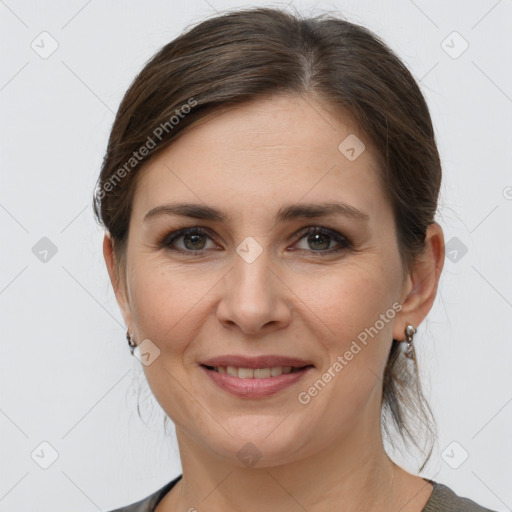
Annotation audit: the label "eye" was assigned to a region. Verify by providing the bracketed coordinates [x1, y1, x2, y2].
[159, 226, 218, 253]
[158, 225, 352, 255]
[292, 226, 351, 254]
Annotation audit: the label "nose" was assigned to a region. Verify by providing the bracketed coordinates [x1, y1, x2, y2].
[216, 245, 292, 335]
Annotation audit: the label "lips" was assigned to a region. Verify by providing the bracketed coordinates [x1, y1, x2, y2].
[200, 355, 314, 369]
[200, 360, 314, 398]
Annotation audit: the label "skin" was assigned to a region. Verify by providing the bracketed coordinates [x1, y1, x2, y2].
[104, 93, 445, 511]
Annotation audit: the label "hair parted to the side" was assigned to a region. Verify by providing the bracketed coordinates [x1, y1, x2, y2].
[93, 6, 440, 472]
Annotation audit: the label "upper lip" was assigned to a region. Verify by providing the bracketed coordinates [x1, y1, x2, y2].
[200, 355, 314, 369]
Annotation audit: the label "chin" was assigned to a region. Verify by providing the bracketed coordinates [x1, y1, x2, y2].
[196, 416, 312, 466]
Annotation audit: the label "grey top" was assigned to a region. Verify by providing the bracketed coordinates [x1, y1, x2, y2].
[108, 475, 498, 512]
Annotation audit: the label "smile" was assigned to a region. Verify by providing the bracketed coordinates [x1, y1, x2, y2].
[200, 364, 314, 398]
[203, 365, 310, 378]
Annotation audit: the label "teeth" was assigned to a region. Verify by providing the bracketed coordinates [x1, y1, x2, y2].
[238, 367, 254, 379]
[226, 366, 238, 377]
[216, 366, 296, 378]
[254, 368, 271, 378]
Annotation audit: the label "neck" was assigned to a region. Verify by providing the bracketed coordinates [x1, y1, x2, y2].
[163, 415, 407, 511]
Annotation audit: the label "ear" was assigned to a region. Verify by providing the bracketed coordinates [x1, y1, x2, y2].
[393, 222, 445, 341]
[102, 232, 133, 329]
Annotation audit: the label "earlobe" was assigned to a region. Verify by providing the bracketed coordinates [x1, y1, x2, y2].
[393, 222, 445, 341]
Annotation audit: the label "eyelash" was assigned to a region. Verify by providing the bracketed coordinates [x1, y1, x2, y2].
[157, 225, 352, 256]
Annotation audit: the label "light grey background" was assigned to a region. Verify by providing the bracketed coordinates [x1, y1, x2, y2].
[1, 0, 511, 511]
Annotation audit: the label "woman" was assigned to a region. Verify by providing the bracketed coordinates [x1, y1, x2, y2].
[95, 6, 497, 512]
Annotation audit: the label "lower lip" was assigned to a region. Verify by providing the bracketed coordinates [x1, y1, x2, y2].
[200, 365, 314, 398]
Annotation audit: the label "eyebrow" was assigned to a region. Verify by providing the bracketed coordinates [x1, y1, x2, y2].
[143, 201, 370, 224]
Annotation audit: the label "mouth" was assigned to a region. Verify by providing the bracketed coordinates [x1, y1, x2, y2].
[200, 364, 314, 379]
[198, 354, 315, 398]
[200, 363, 315, 398]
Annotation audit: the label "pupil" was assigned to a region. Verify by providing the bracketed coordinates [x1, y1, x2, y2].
[185, 233, 205, 250]
[309, 233, 330, 250]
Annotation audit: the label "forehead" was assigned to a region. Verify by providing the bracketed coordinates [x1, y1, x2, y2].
[131, 93, 388, 222]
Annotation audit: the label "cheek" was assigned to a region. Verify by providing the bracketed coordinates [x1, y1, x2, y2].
[128, 259, 217, 354]
[296, 260, 398, 345]
[293, 267, 397, 414]
[127, 262, 219, 427]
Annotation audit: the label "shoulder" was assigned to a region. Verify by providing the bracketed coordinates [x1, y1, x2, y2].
[423, 480, 499, 512]
[106, 474, 182, 512]
[106, 475, 498, 512]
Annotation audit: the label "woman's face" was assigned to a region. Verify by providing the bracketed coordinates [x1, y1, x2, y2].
[109, 93, 416, 466]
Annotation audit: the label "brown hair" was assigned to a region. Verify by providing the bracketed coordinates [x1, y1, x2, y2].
[93, 6, 440, 471]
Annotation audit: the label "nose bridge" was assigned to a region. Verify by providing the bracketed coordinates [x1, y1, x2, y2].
[232, 235, 274, 300]
[217, 234, 290, 332]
